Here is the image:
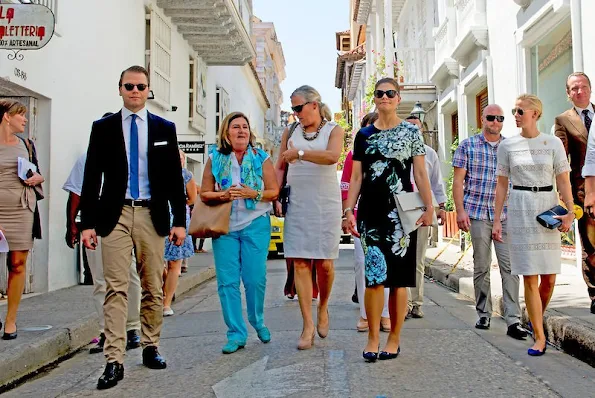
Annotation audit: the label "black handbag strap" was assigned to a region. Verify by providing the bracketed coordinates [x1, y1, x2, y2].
[282, 122, 298, 186]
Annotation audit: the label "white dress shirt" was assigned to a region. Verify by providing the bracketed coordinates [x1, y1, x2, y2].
[411, 144, 448, 204]
[62, 154, 87, 196]
[575, 103, 594, 132]
[121, 107, 150, 200]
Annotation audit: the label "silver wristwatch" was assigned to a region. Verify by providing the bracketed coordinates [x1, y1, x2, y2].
[298, 150, 304, 161]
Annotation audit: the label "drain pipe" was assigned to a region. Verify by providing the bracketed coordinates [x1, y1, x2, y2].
[570, 0, 583, 71]
[486, 55, 495, 104]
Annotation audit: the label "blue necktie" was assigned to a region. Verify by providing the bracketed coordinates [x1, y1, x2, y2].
[129, 114, 139, 199]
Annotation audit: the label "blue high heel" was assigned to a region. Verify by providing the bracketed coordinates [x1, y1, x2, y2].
[362, 346, 379, 362]
[379, 346, 400, 360]
[528, 345, 547, 356]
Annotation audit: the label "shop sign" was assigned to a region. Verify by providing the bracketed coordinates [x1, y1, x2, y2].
[0, 4, 55, 50]
[179, 141, 206, 154]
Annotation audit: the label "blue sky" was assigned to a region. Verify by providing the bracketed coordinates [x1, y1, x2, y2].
[253, 0, 349, 114]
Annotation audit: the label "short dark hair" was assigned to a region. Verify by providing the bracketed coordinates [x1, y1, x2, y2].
[374, 77, 400, 95]
[406, 115, 420, 121]
[119, 65, 150, 87]
[361, 112, 378, 128]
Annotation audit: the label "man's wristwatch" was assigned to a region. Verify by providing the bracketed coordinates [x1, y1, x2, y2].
[298, 150, 304, 161]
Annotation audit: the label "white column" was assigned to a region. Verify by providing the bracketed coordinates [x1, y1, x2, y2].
[384, 0, 394, 78]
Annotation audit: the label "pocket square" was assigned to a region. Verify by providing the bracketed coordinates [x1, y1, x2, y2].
[154, 141, 168, 146]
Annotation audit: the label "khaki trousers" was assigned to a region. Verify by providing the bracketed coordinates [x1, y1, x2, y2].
[101, 206, 165, 363]
[85, 237, 141, 333]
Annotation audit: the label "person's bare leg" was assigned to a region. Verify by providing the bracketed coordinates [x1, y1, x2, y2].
[314, 259, 334, 337]
[538, 274, 556, 314]
[4, 251, 29, 334]
[524, 275, 546, 351]
[383, 287, 408, 353]
[364, 285, 385, 353]
[294, 259, 315, 348]
[163, 259, 182, 309]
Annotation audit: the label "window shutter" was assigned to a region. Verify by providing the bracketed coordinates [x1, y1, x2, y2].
[149, 8, 171, 106]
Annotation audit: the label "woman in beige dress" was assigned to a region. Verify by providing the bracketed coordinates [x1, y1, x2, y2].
[0, 99, 44, 340]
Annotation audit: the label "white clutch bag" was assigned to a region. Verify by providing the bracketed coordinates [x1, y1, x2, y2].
[394, 192, 439, 235]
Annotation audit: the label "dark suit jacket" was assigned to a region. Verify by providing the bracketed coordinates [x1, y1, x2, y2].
[555, 104, 593, 205]
[79, 111, 186, 237]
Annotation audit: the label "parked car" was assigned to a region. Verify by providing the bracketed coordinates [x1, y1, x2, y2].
[269, 214, 284, 258]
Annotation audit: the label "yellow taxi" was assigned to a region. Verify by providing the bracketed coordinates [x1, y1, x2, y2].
[269, 214, 284, 257]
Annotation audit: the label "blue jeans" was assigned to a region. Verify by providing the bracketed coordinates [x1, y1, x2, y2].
[212, 214, 270, 342]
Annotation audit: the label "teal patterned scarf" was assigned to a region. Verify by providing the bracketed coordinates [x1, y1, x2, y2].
[210, 145, 264, 210]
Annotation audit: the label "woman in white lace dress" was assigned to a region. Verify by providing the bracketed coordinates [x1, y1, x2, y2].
[492, 94, 574, 356]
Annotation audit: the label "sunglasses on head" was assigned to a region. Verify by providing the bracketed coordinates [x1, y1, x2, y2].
[486, 115, 505, 122]
[512, 108, 527, 116]
[374, 89, 398, 99]
[291, 102, 310, 113]
[121, 83, 148, 91]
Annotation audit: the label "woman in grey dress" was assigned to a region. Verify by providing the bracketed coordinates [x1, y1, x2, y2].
[492, 94, 574, 356]
[0, 100, 44, 340]
[274, 86, 344, 350]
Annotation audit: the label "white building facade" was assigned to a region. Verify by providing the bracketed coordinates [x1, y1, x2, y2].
[431, 0, 595, 171]
[0, 0, 269, 293]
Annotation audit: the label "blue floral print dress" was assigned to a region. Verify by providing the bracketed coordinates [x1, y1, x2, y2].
[352, 122, 426, 288]
[164, 168, 195, 261]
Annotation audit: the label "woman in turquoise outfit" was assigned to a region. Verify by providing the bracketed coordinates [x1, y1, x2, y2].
[201, 112, 279, 354]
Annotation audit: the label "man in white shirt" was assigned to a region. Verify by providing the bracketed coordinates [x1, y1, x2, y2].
[556, 72, 595, 314]
[63, 140, 142, 355]
[406, 115, 447, 318]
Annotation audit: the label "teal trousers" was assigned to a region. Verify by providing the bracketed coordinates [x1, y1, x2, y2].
[212, 214, 270, 342]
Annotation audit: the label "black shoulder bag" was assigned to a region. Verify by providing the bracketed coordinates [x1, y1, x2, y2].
[278, 122, 298, 217]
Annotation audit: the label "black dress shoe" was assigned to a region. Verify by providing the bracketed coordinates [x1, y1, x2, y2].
[126, 329, 141, 350]
[507, 323, 528, 340]
[475, 317, 490, 330]
[379, 346, 400, 360]
[90, 333, 106, 354]
[591, 299, 595, 314]
[142, 346, 167, 369]
[97, 362, 124, 390]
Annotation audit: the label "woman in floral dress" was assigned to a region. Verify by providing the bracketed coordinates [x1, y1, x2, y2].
[345, 78, 434, 362]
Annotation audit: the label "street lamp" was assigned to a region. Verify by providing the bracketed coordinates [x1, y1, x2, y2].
[410, 101, 426, 124]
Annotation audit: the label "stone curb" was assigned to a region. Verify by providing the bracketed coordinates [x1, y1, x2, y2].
[0, 265, 215, 390]
[425, 259, 595, 367]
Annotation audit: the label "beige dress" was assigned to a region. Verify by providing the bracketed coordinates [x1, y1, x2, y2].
[0, 140, 35, 251]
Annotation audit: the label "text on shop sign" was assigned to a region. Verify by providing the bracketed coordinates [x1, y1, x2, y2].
[0, 4, 55, 50]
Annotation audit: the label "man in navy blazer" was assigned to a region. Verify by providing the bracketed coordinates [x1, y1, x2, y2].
[80, 65, 186, 390]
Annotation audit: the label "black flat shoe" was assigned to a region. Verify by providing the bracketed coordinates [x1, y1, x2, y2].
[97, 362, 124, 390]
[507, 323, 528, 340]
[379, 346, 400, 360]
[90, 333, 106, 354]
[475, 317, 490, 330]
[362, 345, 379, 363]
[590, 299, 595, 314]
[126, 329, 141, 350]
[142, 346, 167, 369]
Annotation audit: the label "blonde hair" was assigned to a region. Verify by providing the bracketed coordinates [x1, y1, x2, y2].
[516, 94, 543, 120]
[217, 112, 256, 154]
[0, 99, 27, 122]
[290, 85, 332, 121]
[178, 148, 187, 167]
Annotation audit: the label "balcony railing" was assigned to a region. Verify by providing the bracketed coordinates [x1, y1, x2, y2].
[396, 47, 435, 84]
[454, 0, 487, 42]
[434, 17, 449, 64]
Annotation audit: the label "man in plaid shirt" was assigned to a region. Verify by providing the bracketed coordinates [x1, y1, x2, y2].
[452, 104, 527, 340]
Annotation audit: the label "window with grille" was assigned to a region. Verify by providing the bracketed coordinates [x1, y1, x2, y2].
[451, 112, 459, 143]
[146, 7, 171, 107]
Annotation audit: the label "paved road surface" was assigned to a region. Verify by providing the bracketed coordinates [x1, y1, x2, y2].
[5, 248, 595, 397]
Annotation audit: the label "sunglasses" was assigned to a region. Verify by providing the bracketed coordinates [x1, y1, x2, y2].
[486, 115, 505, 122]
[121, 83, 148, 91]
[512, 108, 527, 116]
[374, 89, 398, 99]
[291, 102, 310, 113]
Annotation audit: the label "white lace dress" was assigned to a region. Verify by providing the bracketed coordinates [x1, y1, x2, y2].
[283, 122, 341, 259]
[496, 133, 571, 275]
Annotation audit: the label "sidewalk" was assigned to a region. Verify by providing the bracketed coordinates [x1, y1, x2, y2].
[0, 252, 215, 390]
[425, 241, 595, 367]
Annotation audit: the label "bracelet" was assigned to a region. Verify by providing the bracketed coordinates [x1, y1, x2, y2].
[255, 189, 263, 201]
[343, 207, 353, 217]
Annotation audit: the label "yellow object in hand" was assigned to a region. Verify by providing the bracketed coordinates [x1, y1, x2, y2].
[573, 204, 584, 220]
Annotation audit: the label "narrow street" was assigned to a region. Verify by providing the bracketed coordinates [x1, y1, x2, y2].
[5, 248, 595, 398]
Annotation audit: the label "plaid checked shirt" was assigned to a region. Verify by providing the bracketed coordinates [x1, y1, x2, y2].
[452, 133, 507, 221]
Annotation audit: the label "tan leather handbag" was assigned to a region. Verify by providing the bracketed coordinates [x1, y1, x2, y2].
[189, 197, 232, 238]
